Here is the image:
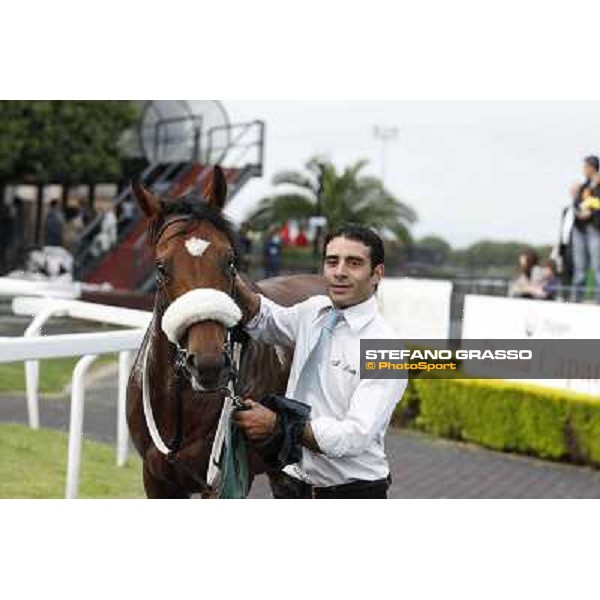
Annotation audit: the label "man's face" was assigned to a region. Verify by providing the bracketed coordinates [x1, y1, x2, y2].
[323, 236, 384, 308]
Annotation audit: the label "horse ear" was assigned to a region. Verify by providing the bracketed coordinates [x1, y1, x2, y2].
[132, 180, 162, 218]
[203, 166, 228, 211]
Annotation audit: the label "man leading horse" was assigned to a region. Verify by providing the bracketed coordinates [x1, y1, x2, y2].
[233, 224, 407, 499]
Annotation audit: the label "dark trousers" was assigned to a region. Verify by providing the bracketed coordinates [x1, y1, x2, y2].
[270, 471, 390, 499]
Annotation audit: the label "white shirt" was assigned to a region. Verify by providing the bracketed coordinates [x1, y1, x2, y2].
[246, 293, 407, 486]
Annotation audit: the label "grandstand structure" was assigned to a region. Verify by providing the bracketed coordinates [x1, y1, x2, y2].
[74, 101, 265, 291]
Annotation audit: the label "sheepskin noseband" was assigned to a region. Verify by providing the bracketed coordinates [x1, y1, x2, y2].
[161, 288, 242, 344]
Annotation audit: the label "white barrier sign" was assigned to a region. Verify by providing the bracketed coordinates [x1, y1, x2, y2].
[463, 295, 600, 395]
[377, 278, 452, 339]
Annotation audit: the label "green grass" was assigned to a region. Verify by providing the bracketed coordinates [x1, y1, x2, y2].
[0, 354, 118, 394]
[0, 423, 144, 498]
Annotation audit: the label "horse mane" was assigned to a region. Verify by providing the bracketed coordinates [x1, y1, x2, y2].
[148, 194, 241, 263]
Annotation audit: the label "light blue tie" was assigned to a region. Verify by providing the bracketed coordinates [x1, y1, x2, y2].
[295, 308, 342, 399]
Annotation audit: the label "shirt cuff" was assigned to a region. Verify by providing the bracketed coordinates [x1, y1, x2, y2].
[244, 294, 267, 331]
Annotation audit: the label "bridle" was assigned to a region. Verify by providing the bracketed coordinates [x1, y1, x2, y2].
[142, 215, 247, 493]
[155, 247, 241, 393]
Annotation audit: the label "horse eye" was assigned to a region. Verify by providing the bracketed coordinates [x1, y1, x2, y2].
[223, 254, 236, 275]
[156, 261, 170, 281]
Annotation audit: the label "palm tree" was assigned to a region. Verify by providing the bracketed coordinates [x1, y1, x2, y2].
[246, 157, 417, 242]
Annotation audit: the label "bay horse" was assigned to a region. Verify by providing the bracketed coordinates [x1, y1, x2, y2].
[126, 167, 326, 498]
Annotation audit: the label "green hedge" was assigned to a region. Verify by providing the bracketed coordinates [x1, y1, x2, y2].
[393, 378, 600, 467]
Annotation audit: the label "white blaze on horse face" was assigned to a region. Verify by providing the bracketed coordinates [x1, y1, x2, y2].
[185, 236, 211, 257]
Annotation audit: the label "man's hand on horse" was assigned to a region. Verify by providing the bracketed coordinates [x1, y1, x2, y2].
[232, 399, 277, 441]
[234, 274, 260, 323]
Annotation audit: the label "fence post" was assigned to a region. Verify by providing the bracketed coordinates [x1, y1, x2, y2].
[117, 351, 132, 467]
[66, 354, 98, 499]
[23, 306, 67, 429]
[24, 360, 40, 430]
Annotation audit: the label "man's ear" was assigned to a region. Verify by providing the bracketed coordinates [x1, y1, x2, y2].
[372, 264, 384, 287]
[132, 180, 162, 218]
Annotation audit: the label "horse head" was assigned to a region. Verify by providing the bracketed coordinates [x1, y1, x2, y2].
[133, 166, 241, 392]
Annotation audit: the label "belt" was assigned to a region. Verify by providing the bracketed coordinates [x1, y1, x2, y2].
[286, 472, 391, 499]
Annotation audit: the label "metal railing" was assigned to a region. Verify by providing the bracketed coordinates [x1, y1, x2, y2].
[207, 120, 265, 175]
[74, 120, 266, 286]
[3, 296, 151, 499]
[0, 328, 145, 499]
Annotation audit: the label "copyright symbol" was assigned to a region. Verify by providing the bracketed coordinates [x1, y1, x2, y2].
[366, 362, 376, 370]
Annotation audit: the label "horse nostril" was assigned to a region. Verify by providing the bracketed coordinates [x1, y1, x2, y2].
[186, 353, 196, 371]
[192, 354, 227, 383]
[199, 357, 223, 373]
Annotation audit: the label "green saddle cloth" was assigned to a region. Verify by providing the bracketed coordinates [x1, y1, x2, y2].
[218, 418, 250, 499]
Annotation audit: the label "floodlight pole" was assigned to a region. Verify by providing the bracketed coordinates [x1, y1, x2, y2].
[313, 163, 325, 268]
[373, 126, 399, 186]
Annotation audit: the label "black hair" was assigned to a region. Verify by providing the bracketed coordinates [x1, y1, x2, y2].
[584, 155, 600, 172]
[149, 194, 241, 264]
[322, 223, 384, 269]
[519, 248, 539, 278]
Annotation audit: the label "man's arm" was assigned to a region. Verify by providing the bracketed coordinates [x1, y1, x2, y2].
[309, 377, 407, 458]
[232, 376, 406, 459]
[231, 399, 322, 454]
[234, 274, 302, 347]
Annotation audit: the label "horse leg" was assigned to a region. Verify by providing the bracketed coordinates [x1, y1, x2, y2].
[142, 460, 189, 499]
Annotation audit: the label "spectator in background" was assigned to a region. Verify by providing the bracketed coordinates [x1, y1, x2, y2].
[0, 200, 14, 274]
[553, 203, 575, 299]
[89, 204, 117, 257]
[294, 225, 309, 247]
[509, 249, 545, 298]
[263, 226, 283, 278]
[530, 259, 560, 300]
[571, 155, 600, 302]
[63, 205, 85, 253]
[118, 195, 136, 232]
[7, 196, 26, 270]
[79, 198, 95, 227]
[44, 199, 64, 247]
[280, 221, 291, 246]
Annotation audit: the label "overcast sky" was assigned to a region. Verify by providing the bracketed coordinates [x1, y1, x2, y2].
[221, 101, 600, 249]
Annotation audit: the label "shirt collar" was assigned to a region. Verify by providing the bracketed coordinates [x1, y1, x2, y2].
[315, 294, 379, 334]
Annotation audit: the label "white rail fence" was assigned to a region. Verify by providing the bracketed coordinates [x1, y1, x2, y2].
[0, 296, 151, 499]
[13, 296, 151, 432]
[0, 276, 82, 299]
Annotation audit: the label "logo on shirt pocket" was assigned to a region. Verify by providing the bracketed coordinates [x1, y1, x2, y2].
[331, 359, 357, 376]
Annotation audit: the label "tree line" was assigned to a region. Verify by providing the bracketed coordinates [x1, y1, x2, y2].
[244, 156, 552, 272]
[405, 236, 553, 272]
[0, 101, 138, 191]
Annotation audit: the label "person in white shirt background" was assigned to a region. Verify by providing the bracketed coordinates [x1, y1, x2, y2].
[233, 224, 407, 499]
